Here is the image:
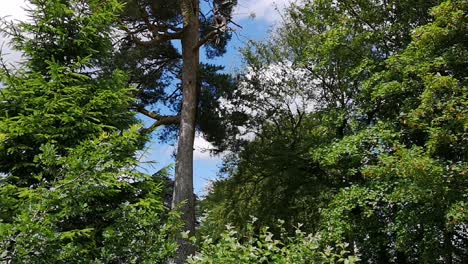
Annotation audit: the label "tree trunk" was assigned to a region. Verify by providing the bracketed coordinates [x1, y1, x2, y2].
[172, 0, 199, 263]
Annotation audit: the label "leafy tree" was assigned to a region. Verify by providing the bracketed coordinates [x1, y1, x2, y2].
[202, 0, 445, 233]
[200, 112, 344, 237]
[320, 1, 467, 262]
[0, 131, 181, 263]
[202, 0, 467, 262]
[0, 0, 137, 186]
[0, 0, 180, 262]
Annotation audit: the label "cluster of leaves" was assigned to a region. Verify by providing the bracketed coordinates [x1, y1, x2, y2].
[0, 129, 181, 263]
[0, 57, 137, 186]
[0, 0, 180, 262]
[190, 218, 358, 264]
[318, 1, 468, 262]
[200, 112, 346, 237]
[202, 0, 467, 263]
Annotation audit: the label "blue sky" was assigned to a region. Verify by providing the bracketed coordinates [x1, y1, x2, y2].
[0, 0, 292, 196]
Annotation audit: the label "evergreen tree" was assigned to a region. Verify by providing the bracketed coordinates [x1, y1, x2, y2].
[0, 0, 179, 262]
[114, 1, 238, 260]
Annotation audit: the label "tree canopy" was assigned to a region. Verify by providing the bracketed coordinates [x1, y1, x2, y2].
[202, 0, 467, 262]
[0, 0, 466, 263]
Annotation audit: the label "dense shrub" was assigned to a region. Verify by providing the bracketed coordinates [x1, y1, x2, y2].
[189, 218, 359, 264]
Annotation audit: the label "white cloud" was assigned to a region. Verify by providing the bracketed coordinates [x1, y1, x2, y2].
[149, 133, 220, 162]
[0, 0, 28, 21]
[193, 133, 218, 161]
[220, 61, 318, 141]
[234, 0, 293, 23]
[0, 0, 28, 65]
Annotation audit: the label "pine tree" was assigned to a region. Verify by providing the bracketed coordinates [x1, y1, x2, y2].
[115, 1, 238, 261]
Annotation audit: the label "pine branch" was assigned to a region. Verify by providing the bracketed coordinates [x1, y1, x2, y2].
[133, 105, 180, 134]
[125, 28, 183, 47]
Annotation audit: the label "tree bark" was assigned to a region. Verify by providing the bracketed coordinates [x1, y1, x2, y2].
[172, 0, 199, 262]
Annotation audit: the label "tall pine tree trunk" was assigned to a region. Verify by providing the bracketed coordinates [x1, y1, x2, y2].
[172, 0, 199, 262]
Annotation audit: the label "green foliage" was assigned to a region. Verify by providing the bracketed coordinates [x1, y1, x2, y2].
[0, 59, 138, 186]
[203, 0, 445, 236]
[203, 0, 467, 263]
[189, 218, 359, 264]
[0, 0, 138, 186]
[0, 0, 180, 262]
[319, 0, 468, 262]
[0, 129, 181, 263]
[9, 0, 124, 73]
[321, 147, 467, 262]
[200, 114, 343, 237]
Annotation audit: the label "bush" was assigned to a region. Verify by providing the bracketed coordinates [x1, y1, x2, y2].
[189, 218, 359, 264]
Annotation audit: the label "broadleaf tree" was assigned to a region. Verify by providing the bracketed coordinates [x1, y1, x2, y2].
[201, 0, 467, 262]
[201, 0, 446, 232]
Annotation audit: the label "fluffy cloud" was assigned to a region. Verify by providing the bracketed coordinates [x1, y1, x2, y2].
[234, 0, 293, 23]
[137, 134, 218, 163]
[193, 134, 218, 161]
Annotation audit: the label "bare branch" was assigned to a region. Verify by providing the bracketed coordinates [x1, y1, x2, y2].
[194, 30, 219, 50]
[125, 29, 183, 47]
[227, 18, 242, 29]
[133, 105, 180, 134]
[135, 105, 174, 121]
[139, 116, 180, 134]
